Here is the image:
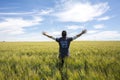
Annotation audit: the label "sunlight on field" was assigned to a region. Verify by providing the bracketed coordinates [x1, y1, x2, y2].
[0, 41, 120, 80]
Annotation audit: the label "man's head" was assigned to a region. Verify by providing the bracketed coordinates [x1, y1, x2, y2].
[62, 30, 67, 37]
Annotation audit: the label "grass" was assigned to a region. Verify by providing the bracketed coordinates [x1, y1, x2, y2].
[0, 41, 120, 80]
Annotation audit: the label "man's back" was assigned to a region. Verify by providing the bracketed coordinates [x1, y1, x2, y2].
[56, 37, 73, 55]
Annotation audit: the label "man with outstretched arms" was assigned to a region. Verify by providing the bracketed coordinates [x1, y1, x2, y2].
[42, 29, 87, 68]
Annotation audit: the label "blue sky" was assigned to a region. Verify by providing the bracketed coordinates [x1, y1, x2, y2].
[0, 0, 120, 41]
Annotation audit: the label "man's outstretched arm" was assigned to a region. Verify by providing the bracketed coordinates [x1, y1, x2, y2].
[73, 29, 87, 40]
[42, 32, 56, 40]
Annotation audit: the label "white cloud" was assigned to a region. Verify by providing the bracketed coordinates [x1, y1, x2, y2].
[50, 31, 61, 36]
[0, 32, 45, 42]
[0, 9, 53, 16]
[0, 8, 53, 41]
[93, 24, 104, 29]
[37, 9, 53, 15]
[66, 25, 84, 30]
[0, 16, 43, 35]
[87, 30, 99, 34]
[0, 9, 52, 35]
[0, 11, 35, 15]
[78, 31, 120, 40]
[97, 16, 110, 21]
[54, 1, 110, 22]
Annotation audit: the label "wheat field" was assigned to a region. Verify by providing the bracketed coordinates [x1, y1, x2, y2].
[0, 41, 120, 80]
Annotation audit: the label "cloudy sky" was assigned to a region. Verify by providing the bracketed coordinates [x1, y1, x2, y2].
[0, 0, 120, 41]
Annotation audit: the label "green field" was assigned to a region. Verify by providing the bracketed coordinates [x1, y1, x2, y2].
[0, 41, 120, 80]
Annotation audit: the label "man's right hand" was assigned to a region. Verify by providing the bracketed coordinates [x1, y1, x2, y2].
[82, 29, 87, 34]
[42, 32, 47, 36]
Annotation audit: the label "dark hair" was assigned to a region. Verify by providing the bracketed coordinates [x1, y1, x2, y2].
[62, 30, 67, 37]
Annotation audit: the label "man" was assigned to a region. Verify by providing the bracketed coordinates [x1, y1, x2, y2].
[42, 29, 87, 68]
